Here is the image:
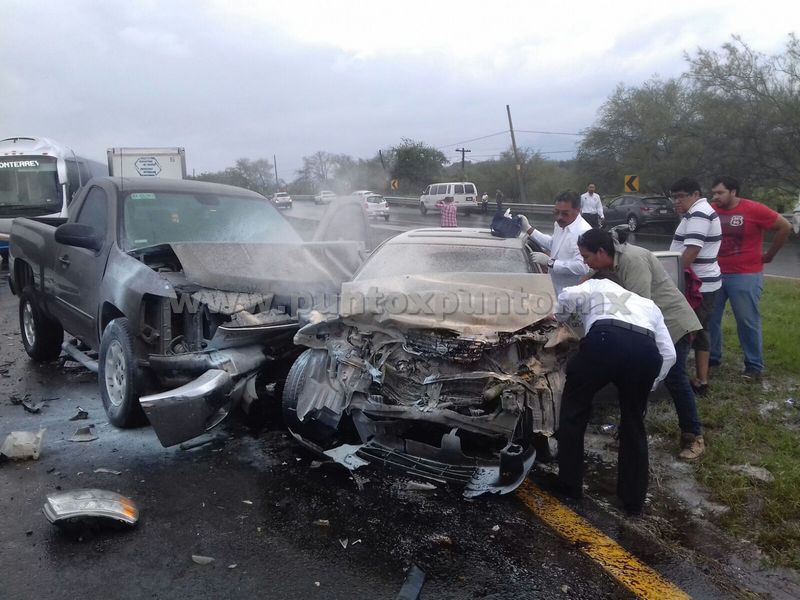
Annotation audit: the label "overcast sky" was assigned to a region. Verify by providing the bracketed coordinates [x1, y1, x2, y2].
[2, 0, 796, 179]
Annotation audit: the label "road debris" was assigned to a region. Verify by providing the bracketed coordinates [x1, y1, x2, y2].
[43, 489, 139, 526]
[404, 480, 437, 492]
[396, 564, 426, 600]
[9, 393, 28, 405]
[69, 407, 89, 421]
[1, 429, 46, 460]
[191, 555, 215, 565]
[227, 564, 238, 569]
[22, 400, 44, 413]
[179, 434, 226, 451]
[94, 468, 122, 475]
[428, 534, 452, 546]
[492, 524, 500, 532]
[242, 500, 253, 505]
[726, 464, 775, 484]
[313, 519, 330, 527]
[339, 538, 349, 549]
[69, 426, 98, 443]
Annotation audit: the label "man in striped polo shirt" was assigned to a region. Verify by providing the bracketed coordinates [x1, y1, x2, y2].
[668, 178, 721, 397]
[669, 177, 722, 396]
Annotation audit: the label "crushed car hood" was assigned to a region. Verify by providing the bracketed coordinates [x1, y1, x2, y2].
[169, 241, 365, 296]
[339, 272, 557, 335]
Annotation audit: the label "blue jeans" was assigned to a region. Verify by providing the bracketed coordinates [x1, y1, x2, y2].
[663, 335, 702, 436]
[709, 272, 764, 372]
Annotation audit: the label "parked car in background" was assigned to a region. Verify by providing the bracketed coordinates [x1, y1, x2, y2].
[270, 191, 292, 209]
[315, 190, 337, 205]
[284, 227, 575, 497]
[363, 193, 390, 221]
[602, 194, 678, 232]
[350, 190, 374, 200]
[419, 182, 479, 215]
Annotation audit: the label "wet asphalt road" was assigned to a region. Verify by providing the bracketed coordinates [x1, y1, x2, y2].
[0, 211, 790, 599]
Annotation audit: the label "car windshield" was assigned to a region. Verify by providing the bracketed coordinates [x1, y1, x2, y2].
[355, 242, 529, 280]
[643, 198, 668, 206]
[0, 156, 61, 214]
[366, 195, 384, 203]
[275, 193, 289, 197]
[122, 190, 301, 251]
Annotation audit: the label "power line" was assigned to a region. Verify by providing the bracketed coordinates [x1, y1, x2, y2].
[437, 130, 509, 149]
[516, 129, 584, 136]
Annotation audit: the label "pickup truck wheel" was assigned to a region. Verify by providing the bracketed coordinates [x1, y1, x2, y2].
[419, 202, 427, 215]
[99, 318, 146, 427]
[282, 349, 335, 443]
[19, 286, 64, 362]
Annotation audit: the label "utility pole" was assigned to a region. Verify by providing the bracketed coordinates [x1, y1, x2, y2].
[273, 154, 279, 191]
[455, 147, 471, 176]
[506, 105, 527, 203]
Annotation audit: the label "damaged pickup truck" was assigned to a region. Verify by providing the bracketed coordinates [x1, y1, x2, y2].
[9, 177, 369, 446]
[283, 228, 578, 496]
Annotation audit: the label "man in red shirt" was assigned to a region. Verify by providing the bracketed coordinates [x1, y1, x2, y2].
[436, 196, 458, 227]
[709, 176, 791, 380]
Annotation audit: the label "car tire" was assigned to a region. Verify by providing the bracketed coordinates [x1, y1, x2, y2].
[99, 318, 147, 428]
[419, 202, 427, 215]
[282, 349, 335, 442]
[383, 214, 390, 221]
[627, 215, 639, 232]
[19, 286, 64, 362]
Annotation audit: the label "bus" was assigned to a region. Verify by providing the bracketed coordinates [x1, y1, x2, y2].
[0, 136, 106, 262]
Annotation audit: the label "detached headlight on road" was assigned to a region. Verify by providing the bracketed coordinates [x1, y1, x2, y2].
[43, 489, 139, 526]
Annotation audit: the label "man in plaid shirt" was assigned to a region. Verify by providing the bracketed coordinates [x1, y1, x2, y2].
[436, 196, 458, 227]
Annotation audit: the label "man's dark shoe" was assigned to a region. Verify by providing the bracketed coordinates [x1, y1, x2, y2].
[709, 359, 721, 368]
[742, 368, 762, 383]
[690, 381, 709, 396]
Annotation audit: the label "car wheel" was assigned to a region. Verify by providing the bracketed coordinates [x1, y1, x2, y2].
[19, 286, 64, 362]
[383, 214, 390, 221]
[99, 318, 147, 427]
[282, 349, 336, 442]
[627, 215, 639, 232]
[419, 203, 427, 215]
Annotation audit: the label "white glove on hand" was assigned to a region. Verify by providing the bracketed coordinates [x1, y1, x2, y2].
[530, 252, 550, 266]
[517, 214, 531, 234]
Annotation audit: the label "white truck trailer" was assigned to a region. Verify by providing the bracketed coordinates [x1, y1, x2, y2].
[107, 147, 186, 179]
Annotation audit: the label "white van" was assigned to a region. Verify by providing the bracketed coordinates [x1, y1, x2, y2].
[419, 182, 479, 215]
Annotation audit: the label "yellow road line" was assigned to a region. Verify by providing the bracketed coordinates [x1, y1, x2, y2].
[516, 480, 690, 600]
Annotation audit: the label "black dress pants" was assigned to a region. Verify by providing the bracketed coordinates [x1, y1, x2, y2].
[557, 324, 663, 513]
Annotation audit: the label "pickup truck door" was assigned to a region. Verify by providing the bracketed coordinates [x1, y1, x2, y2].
[52, 184, 113, 345]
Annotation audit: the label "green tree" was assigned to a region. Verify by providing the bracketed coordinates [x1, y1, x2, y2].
[194, 157, 275, 195]
[390, 138, 448, 192]
[686, 34, 800, 194]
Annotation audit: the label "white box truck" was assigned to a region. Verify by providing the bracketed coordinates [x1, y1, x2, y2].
[107, 147, 186, 179]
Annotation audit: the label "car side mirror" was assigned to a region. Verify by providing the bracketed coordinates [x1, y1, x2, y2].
[55, 222, 103, 252]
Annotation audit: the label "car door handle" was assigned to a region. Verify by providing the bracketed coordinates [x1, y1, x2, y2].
[58, 255, 71, 267]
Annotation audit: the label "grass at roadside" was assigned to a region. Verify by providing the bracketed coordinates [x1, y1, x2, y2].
[647, 277, 800, 569]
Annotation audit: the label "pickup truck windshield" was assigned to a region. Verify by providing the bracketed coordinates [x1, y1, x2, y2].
[0, 156, 61, 216]
[122, 191, 301, 251]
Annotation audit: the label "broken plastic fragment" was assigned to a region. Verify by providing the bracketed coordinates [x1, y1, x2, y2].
[22, 400, 43, 413]
[227, 564, 238, 569]
[339, 538, 348, 549]
[94, 468, 122, 475]
[242, 500, 253, 505]
[1, 429, 46, 460]
[191, 555, 215, 565]
[69, 408, 89, 421]
[404, 480, 437, 492]
[397, 564, 426, 600]
[69, 426, 98, 443]
[43, 489, 138, 526]
[313, 519, 330, 527]
[323, 444, 370, 471]
[491, 525, 500, 532]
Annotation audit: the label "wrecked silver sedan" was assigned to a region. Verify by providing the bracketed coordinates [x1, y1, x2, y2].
[284, 228, 577, 497]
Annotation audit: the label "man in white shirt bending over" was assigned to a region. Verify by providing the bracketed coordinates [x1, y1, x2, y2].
[580, 183, 604, 229]
[554, 272, 676, 516]
[517, 190, 592, 296]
